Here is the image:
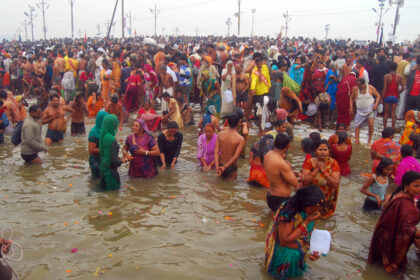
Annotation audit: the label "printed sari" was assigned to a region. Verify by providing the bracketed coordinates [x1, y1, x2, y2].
[302, 157, 340, 218]
[265, 205, 314, 279]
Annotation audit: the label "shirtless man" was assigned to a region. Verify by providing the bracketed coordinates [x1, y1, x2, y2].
[235, 63, 250, 120]
[70, 94, 89, 136]
[264, 133, 299, 213]
[105, 94, 124, 131]
[34, 55, 46, 77]
[42, 93, 74, 145]
[54, 50, 66, 80]
[214, 112, 245, 180]
[0, 90, 19, 124]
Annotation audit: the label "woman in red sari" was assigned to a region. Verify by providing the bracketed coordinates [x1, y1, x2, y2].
[331, 132, 352, 176]
[124, 66, 141, 113]
[336, 72, 357, 127]
[137, 101, 161, 132]
[368, 171, 420, 274]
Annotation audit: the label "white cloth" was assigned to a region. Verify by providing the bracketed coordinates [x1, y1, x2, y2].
[166, 66, 177, 82]
[220, 67, 236, 117]
[161, 87, 174, 112]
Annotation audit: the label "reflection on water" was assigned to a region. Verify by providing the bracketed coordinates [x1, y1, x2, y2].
[0, 114, 419, 280]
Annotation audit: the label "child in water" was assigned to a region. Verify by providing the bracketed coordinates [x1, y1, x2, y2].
[360, 157, 394, 212]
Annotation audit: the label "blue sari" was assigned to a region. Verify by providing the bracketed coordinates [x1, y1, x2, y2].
[325, 69, 339, 110]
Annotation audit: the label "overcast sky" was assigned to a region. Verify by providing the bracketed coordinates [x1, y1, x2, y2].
[1, 0, 419, 42]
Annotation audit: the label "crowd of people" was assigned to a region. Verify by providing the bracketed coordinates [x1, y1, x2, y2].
[0, 34, 420, 279]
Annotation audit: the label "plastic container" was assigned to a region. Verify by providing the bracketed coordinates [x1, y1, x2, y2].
[310, 229, 331, 255]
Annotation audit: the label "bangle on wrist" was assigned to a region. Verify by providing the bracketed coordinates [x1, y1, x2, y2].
[146, 150, 149, 156]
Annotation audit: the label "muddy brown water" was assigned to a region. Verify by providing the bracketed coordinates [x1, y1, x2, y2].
[0, 110, 419, 280]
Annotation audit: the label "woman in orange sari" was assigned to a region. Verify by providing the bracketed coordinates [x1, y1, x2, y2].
[100, 59, 112, 104]
[302, 139, 341, 218]
[110, 61, 121, 94]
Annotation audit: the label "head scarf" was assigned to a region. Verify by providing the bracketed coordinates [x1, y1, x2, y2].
[89, 111, 108, 141]
[278, 185, 325, 222]
[136, 118, 150, 134]
[99, 114, 119, 155]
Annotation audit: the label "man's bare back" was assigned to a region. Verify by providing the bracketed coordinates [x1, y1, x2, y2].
[55, 57, 66, 73]
[264, 150, 298, 197]
[215, 128, 244, 180]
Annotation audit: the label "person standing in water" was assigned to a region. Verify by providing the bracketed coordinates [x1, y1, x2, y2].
[42, 93, 74, 146]
[88, 111, 108, 178]
[214, 112, 245, 180]
[20, 104, 47, 164]
[99, 114, 123, 190]
[264, 133, 299, 212]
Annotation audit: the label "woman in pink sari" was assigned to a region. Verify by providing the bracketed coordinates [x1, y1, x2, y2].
[197, 123, 217, 171]
[143, 64, 159, 105]
[137, 101, 161, 132]
[124, 66, 141, 113]
[395, 145, 420, 186]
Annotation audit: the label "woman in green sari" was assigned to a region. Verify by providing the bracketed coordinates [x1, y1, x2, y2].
[265, 185, 325, 279]
[88, 111, 108, 178]
[201, 70, 221, 119]
[99, 114, 122, 190]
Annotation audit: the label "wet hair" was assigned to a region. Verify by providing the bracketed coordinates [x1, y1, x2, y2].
[315, 139, 330, 151]
[49, 93, 60, 101]
[167, 121, 179, 129]
[122, 61, 128, 67]
[29, 104, 40, 113]
[75, 94, 84, 102]
[337, 131, 348, 144]
[102, 59, 109, 66]
[301, 137, 314, 154]
[389, 62, 398, 71]
[390, 170, 420, 200]
[336, 123, 346, 131]
[375, 157, 394, 176]
[234, 107, 244, 120]
[0, 100, 3, 107]
[278, 185, 325, 222]
[274, 132, 290, 150]
[400, 144, 413, 158]
[0, 90, 7, 99]
[275, 119, 286, 127]
[309, 132, 321, 147]
[381, 127, 395, 138]
[204, 123, 215, 131]
[227, 112, 241, 128]
[356, 78, 366, 84]
[162, 92, 171, 98]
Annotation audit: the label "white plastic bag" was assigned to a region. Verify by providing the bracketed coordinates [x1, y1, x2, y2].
[396, 89, 407, 120]
[310, 229, 331, 255]
[223, 89, 234, 103]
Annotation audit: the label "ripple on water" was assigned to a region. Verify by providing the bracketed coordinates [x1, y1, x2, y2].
[0, 116, 419, 279]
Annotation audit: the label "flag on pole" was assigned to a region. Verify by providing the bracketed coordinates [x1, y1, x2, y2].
[134, 29, 136, 37]
[376, 24, 380, 35]
[84, 31, 87, 41]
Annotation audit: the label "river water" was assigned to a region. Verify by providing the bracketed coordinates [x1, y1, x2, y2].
[0, 105, 419, 280]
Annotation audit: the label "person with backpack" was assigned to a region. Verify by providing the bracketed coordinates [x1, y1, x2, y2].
[21, 104, 47, 164]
